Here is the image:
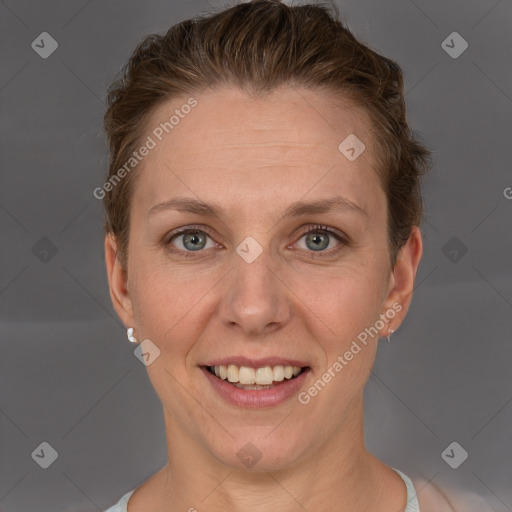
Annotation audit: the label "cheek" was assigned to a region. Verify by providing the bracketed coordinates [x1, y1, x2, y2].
[128, 236, 390, 353]
[288, 261, 389, 398]
[129, 259, 211, 350]
[290, 257, 388, 337]
[301, 272, 385, 396]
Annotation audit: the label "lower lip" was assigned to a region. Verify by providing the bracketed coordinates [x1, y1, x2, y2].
[201, 366, 310, 408]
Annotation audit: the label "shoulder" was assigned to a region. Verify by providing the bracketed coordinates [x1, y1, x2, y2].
[413, 477, 494, 512]
[103, 489, 135, 512]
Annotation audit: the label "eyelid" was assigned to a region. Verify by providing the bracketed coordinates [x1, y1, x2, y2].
[163, 223, 349, 257]
[291, 224, 349, 258]
[163, 224, 217, 245]
[295, 224, 349, 243]
[163, 225, 220, 258]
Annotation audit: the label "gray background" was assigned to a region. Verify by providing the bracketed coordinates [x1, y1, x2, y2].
[1, 0, 511, 510]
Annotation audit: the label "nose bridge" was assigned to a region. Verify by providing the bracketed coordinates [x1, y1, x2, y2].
[220, 235, 291, 334]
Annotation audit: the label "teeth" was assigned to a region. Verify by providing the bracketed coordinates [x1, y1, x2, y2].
[273, 365, 285, 381]
[255, 366, 274, 385]
[239, 366, 256, 385]
[210, 364, 304, 385]
[232, 382, 273, 390]
[227, 364, 239, 383]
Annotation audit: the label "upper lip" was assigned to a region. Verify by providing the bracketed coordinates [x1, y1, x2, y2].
[202, 356, 310, 368]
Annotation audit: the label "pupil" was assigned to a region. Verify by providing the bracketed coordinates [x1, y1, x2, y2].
[184, 232, 205, 251]
[307, 233, 328, 251]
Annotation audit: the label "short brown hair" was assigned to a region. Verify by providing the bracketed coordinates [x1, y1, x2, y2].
[102, 0, 431, 269]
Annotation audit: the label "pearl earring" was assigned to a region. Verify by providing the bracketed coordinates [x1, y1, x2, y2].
[127, 327, 138, 343]
[386, 328, 395, 343]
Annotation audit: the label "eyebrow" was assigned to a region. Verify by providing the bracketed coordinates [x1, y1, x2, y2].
[147, 195, 368, 220]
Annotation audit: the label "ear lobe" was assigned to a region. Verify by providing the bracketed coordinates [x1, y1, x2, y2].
[382, 226, 423, 330]
[104, 234, 135, 327]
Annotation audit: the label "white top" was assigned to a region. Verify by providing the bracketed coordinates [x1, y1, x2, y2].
[103, 466, 420, 512]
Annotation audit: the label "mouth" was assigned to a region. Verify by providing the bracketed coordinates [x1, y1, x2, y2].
[202, 364, 310, 390]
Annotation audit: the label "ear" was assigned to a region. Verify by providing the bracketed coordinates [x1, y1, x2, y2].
[104, 233, 136, 328]
[380, 226, 423, 335]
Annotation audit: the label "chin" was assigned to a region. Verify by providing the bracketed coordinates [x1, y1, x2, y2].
[208, 429, 307, 473]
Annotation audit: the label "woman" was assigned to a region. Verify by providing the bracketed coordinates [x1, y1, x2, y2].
[100, 1, 472, 510]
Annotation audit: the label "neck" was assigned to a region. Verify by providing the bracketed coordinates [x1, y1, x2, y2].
[154, 395, 392, 512]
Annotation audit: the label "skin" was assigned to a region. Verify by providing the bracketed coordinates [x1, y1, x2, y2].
[105, 85, 423, 512]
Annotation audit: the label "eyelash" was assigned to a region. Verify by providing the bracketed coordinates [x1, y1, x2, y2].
[163, 224, 349, 259]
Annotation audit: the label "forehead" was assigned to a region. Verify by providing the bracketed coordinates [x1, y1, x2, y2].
[145, 85, 375, 156]
[132, 85, 381, 218]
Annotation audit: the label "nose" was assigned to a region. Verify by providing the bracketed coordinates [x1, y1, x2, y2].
[219, 245, 293, 337]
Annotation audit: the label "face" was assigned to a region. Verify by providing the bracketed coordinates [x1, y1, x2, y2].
[105, 85, 421, 472]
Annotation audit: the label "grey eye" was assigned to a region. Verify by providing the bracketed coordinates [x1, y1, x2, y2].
[169, 230, 215, 252]
[182, 231, 207, 251]
[304, 232, 330, 251]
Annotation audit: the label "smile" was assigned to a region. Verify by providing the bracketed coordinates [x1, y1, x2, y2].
[206, 364, 305, 389]
[201, 364, 311, 407]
